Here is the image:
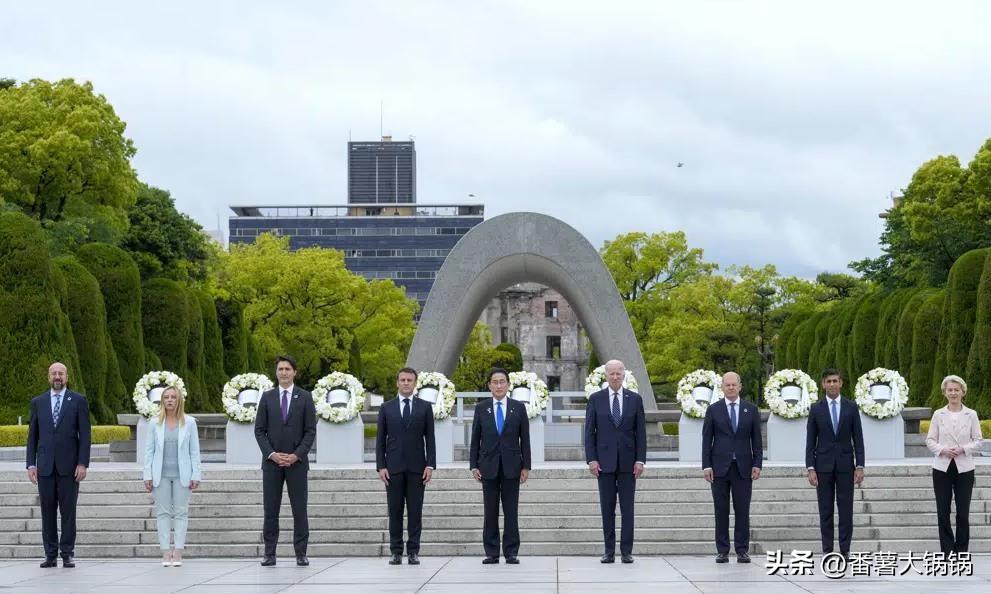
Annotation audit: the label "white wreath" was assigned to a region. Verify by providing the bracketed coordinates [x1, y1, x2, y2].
[312, 371, 366, 423]
[508, 371, 550, 419]
[764, 369, 817, 419]
[222, 373, 274, 423]
[584, 365, 639, 397]
[415, 371, 457, 421]
[855, 367, 909, 420]
[676, 369, 723, 419]
[133, 371, 187, 419]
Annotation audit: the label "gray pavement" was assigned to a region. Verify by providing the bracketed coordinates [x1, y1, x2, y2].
[0, 555, 987, 593]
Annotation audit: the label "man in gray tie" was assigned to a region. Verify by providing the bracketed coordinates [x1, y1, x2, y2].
[702, 372, 762, 563]
[584, 360, 647, 564]
[805, 368, 865, 558]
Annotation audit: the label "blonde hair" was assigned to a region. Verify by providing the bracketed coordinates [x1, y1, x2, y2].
[157, 386, 187, 425]
[941, 375, 968, 396]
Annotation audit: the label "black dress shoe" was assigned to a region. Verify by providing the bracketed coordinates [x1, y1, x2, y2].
[407, 553, 420, 565]
[482, 556, 499, 564]
[389, 553, 403, 565]
[600, 554, 615, 563]
[621, 554, 634, 564]
[715, 553, 729, 563]
[61, 556, 75, 568]
[296, 555, 309, 566]
[505, 556, 519, 564]
[260, 556, 276, 566]
[40, 558, 57, 568]
[737, 552, 751, 563]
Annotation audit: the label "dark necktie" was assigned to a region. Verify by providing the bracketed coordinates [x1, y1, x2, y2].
[281, 390, 289, 422]
[496, 401, 504, 435]
[611, 392, 621, 427]
[729, 401, 737, 433]
[53, 394, 62, 425]
[402, 398, 410, 424]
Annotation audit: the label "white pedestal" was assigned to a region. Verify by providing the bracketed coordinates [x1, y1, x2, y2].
[860, 412, 905, 461]
[226, 420, 259, 465]
[767, 414, 808, 464]
[529, 416, 545, 465]
[135, 416, 150, 466]
[316, 417, 364, 464]
[434, 417, 454, 465]
[678, 415, 704, 463]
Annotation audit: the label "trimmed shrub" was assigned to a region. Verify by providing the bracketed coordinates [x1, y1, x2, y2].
[217, 299, 249, 376]
[76, 243, 145, 389]
[898, 289, 936, 377]
[52, 256, 117, 423]
[911, 291, 946, 408]
[103, 331, 129, 416]
[184, 289, 208, 412]
[965, 249, 991, 418]
[141, 278, 189, 381]
[247, 332, 266, 373]
[0, 425, 131, 447]
[0, 212, 83, 423]
[196, 290, 226, 410]
[920, 419, 991, 434]
[794, 314, 821, 374]
[808, 312, 834, 377]
[144, 348, 162, 371]
[875, 289, 918, 371]
[495, 343, 524, 372]
[774, 315, 802, 370]
[851, 291, 886, 382]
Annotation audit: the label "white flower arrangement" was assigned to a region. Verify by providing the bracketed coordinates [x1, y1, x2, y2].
[133, 371, 187, 419]
[415, 371, 457, 421]
[507, 371, 551, 419]
[221, 373, 275, 423]
[584, 365, 639, 397]
[311, 371, 366, 423]
[855, 367, 909, 420]
[676, 369, 723, 419]
[764, 369, 817, 419]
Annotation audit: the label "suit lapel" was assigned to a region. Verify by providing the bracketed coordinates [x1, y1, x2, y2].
[621, 390, 632, 427]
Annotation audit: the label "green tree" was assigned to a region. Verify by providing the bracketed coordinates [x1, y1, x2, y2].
[495, 343, 524, 372]
[850, 290, 886, 382]
[897, 289, 936, 379]
[196, 290, 227, 409]
[351, 280, 418, 394]
[142, 278, 190, 383]
[122, 183, 211, 281]
[966, 250, 991, 417]
[452, 323, 516, 391]
[184, 289, 208, 411]
[217, 299, 249, 376]
[912, 291, 946, 407]
[0, 79, 138, 224]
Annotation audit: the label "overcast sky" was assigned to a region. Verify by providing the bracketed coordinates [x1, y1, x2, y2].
[5, 1, 991, 278]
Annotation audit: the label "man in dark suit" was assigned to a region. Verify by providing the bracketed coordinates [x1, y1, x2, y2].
[26, 362, 91, 568]
[805, 368, 865, 558]
[470, 368, 531, 564]
[584, 359, 647, 564]
[254, 355, 316, 567]
[376, 367, 436, 565]
[702, 371, 762, 564]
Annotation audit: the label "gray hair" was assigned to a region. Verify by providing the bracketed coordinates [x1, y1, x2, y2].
[941, 375, 968, 395]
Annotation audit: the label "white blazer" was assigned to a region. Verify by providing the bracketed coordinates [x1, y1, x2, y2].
[143, 416, 202, 487]
[926, 405, 983, 473]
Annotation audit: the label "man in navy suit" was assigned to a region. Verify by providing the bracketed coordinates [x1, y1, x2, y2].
[805, 368, 865, 558]
[254, 355, 317, 567]
[702, 371, 762, 563]
[26, 362, 91, 568]
[470, 368, 531, 564]
[584, 359, 647, 564]
[376, 367, 436, 566]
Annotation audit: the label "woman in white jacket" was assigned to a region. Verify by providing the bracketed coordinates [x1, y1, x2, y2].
[926, 375, 983, 555]
[143, 386, 202, 566]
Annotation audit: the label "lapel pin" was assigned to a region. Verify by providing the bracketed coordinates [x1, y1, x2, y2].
[293, 394, 298, 399]
[743, 408, 747, 413]
[487, 407, 492, 414]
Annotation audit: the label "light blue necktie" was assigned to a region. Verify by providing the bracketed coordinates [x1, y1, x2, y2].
[831, 399, 839, 435]
[729, 402, 737, 433]
[496, 401, 504, 435]
[53, 394, 62, 425]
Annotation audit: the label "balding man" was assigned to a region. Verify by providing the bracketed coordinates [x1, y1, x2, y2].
[702, 372, 762, 563]
[26, 362, 91, 568]
[584, 360, 647, 564]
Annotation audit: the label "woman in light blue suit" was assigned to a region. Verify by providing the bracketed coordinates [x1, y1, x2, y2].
[143, 386, 201, 566]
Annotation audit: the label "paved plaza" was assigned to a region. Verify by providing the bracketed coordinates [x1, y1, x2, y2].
[0, 555, 987, 593]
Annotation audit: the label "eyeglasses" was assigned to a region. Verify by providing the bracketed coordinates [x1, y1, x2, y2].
[489, 379, 508, 385]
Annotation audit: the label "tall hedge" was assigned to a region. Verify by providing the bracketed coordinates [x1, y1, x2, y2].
[184, 289, 208, 411]
[247, 331, 266, 374]
[52, 256, 117, 423]
[850, 291, 886, 382]
[76, 243, 145, 389]
[196, 290, 226, 410]
[141, 278, 189, 383]
[794, 314, 821, 374]
[897, 289, 935, 377]
[0, 213, 82, 423]
[965, 250, 991, 418]
[875, 289, 918, 371]
[49, 265, 85, 398]
[942, 248, 989, 386]
[217, 299, 249, 376]
[808, 312, 834, 377]
[911, 291, 945, 408]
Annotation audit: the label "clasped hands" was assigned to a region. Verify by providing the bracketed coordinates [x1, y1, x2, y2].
[941, 446, 966, 459]
[588, 461, 644, 479]
[270, 452, 300, 467]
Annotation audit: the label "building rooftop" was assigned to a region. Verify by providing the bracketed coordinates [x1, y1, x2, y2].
[229, 204, 484, 218]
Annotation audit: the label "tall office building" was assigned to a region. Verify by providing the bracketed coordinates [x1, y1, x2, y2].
[348, 136, 416, 204]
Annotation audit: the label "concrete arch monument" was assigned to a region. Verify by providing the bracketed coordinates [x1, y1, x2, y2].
[407, 211, 655, 408]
